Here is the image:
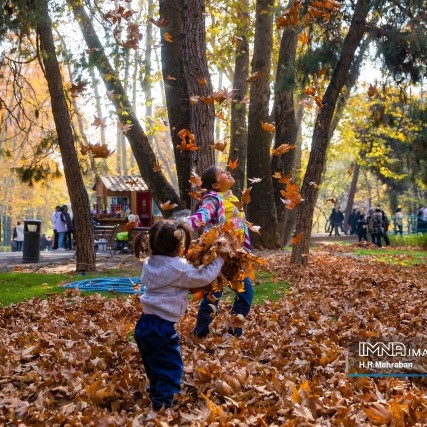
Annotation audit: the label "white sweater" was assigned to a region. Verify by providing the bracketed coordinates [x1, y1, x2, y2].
[140, 255, 224, 323]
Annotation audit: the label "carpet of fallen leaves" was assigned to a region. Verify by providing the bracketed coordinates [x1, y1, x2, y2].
[1, 252, 427, 426]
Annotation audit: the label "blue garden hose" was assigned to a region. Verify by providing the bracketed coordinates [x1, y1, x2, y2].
[63, 277, 144, 294]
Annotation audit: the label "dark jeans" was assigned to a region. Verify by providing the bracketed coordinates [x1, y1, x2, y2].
[395, 224, 403, 235]
[372, 232, 382, 247]
[134, 314, 183, 411]
[65, 231, 73, 250]
[194, 277, 253, 337]
[16, 241, 23, 251]
[53, 229, 58, 250]
[357, 233, 368, 242]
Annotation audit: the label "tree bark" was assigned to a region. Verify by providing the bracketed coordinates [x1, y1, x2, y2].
[182, 0, 215, 175]
[159, 0, 191, 205]
[271, 26, 299, 245]
[37, 0, 96, 271]
[344, 162, 360, 232]
[69, 1, 183, 212]
[291, 0, 371, 265]
[246, 0, 278, 248]
[228, 0, 249, 193]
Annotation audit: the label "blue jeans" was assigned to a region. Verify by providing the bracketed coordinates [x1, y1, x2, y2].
[194, 277, 253, 337]
[134, 314, 183, 411]
[57, 232, 66, 249]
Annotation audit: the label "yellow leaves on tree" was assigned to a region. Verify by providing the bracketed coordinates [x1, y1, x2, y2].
[81, 143, 115, 159]
[272, 144, 296, 156]
[177, 129, 199, 151]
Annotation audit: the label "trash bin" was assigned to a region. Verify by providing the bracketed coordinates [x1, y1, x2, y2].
[23, 220, 42, 263]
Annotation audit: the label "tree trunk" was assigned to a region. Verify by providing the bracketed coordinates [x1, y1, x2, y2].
[182, 0, 215, 175]
[344, 162, 360, 232]
[271, 26, 299, 245]
[246, 0, 278, 248]
[291, 0, 371, 265]
[228, 0, 249, 193]
[159, 0, 191, 205]
[37, 0, 96, 271]
[69, 1, 183, 212]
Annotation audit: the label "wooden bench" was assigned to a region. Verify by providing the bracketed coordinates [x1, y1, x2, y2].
[93, 224, 119, 255]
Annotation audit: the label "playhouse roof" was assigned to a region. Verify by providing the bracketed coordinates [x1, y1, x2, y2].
[96, 176, 149, 192]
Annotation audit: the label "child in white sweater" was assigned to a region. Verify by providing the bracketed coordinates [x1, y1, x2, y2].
[134, 220, 224, 420]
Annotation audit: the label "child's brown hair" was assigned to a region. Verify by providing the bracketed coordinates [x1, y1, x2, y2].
[149, 220, 191, 256]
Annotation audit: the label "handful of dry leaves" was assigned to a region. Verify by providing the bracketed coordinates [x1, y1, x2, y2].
[186, 221, 266, 296]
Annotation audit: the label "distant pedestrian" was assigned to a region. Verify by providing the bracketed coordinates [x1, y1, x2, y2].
[328, 208, 336, 236]
[347, 208, 358, 236]
[372, 208, 384, 247]
[356, 214, 368, 242]
[62, 205, 74, 250]
[333, 207, 346, 236]
[55, 207, 67, 250]
[394, 208, 403, 235]
[13, 221, 24, 251]
[52, 206, 60, 250]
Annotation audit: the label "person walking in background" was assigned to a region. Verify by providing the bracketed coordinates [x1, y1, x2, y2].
[379, 207, 391, 246]
[356, 213, 368, 242]
[12, 221, 24, 251]
[328, 208, 337, 236]
[347, 208, 358, 236]
[333, 206, 346, 236]
[55, 206, 67, 250]
[394, 207, 403, 235]
[372, 208, 384, 247]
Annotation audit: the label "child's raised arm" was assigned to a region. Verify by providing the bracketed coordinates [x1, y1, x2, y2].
[188, 196, 220, 230]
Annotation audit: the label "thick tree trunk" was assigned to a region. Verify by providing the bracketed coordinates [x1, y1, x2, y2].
[69, 1, 183, 212]
[344, 162, 360, 232]
[159, 0, 191, 205]
[37, 0, 96, 271]
[291, 0, 371, 265]
[228, 0, 249, 193]
[271, 26, 299, 245]
[182, 0, 215, 175]
[246, 0, 278, 248]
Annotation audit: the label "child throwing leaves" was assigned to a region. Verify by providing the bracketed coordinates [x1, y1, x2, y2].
[188, 165, 253, 338]
[134, 221, 225, 420]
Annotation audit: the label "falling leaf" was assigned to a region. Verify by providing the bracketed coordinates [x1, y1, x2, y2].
[85, 47, 102, 54]
[215, 113, 229, 122]
[309, 181, 319, 188]
[276, 1, 302, 29]
[227, 159, 239, 170]
[190, 95, 200, 104]
[177, 129, 199, 151]
[232, 35, 244, 44]
[189, 171, 202, 187]
[188, 191, 202, 201]
[164, 32, 173, 42]
[69, 82, 87, 97]
[91, 115, 107, 129]
[117, 121, 134, 133]
[125, 178, 139, 185]
[246, 71, 264, 83]
[305, 86, 316, 96]
[290, 233, 304, 245]
[241, 187, 252, 204]
[272, 172, 291, 184]
[326, 197, 336, 204]
[244, 220, 261, 234]
[166, 75, 176, 81]
[347, 164, 353, 176]
[149, 16, 168, 27]
[262, 122, 276, 132]
[199, 77, 207, 85]
[82, 143, 115, 158]
[272, 144, 296, 156]
[210, 141, 228, 152]
[314, 96, 324, 108]
[368, 84, 377, 98]
[318, 67, 329, 77]
[298, 33, 309, 44]
[248, 177, 263, 184]
[160, 201, 178, 210]
[280, 180, 303, 209]
[153, 161, 162, 172]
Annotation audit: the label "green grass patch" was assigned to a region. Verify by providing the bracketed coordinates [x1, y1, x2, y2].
[0, 270, 142, 306]
[352, 248, 427, 266]
[388, 233, 427, 249]
[253, 270, 289, 302]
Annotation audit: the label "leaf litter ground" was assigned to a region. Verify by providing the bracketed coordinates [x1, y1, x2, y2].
[1, 251, 426, 426]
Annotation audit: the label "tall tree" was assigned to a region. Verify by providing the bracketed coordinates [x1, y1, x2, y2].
[291, 0, 371, 265]
[36, 0, 96, 271]
[246, 0, 278, 248]
[228, 0, 250, 193]
[68, 0, 184, 212]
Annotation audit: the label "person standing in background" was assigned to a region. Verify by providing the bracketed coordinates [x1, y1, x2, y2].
[394, 207, 403, 235]
[62, 205, 74, 250]
[52, 205, 60, 250]
[13, 221, 24, 251]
